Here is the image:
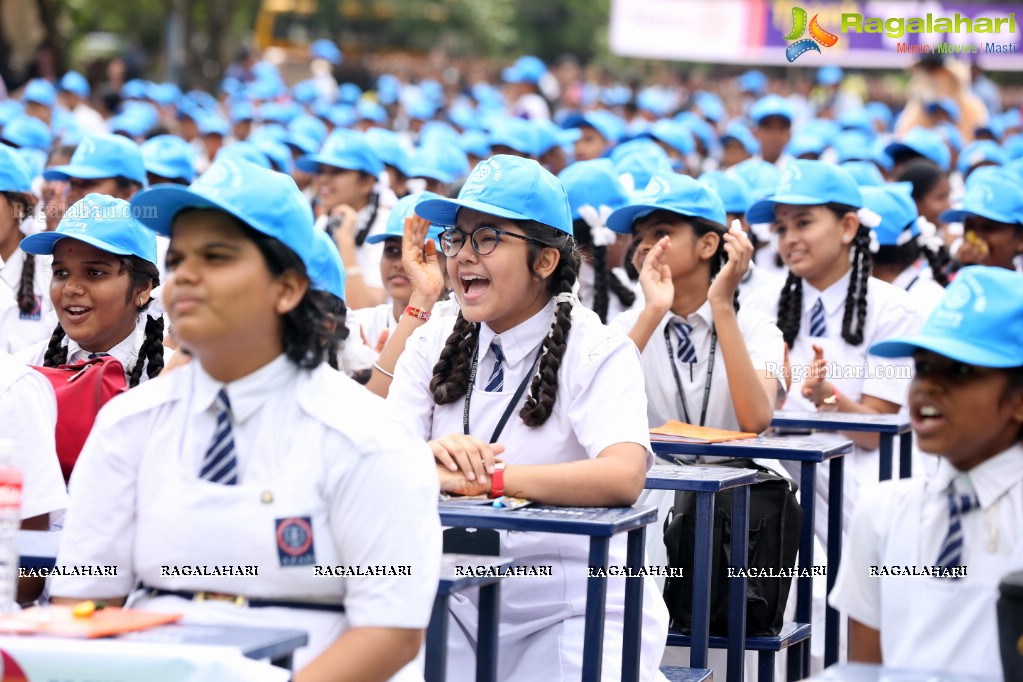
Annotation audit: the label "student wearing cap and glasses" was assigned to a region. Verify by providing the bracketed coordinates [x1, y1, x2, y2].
[49, 157, 442, 681]
[389, 155, 669, 681]
[830, 266, 1023, 675]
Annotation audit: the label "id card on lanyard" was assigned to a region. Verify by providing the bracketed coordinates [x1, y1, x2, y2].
[663, 323, 717, 427]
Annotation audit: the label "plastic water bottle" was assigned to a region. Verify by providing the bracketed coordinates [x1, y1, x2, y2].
[0, 443, 23, 612]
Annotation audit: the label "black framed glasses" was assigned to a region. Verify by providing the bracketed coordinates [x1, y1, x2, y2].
[439, 226, 541, 257]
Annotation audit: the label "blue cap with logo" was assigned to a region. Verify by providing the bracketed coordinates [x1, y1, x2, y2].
[21, 194, 157, 266]
[0, 115, 52, 153]
[309, 230, 346, 300]
[130, 156, 316, 268]
[699, 170, 753, 215]
[296, 129, 383, 176]
[43, 133, 147, 185]
[750, 94, 795, 125]
[871, 266, 1023, 367]
[367, 191, 446, 245]
[558, 159, 630, 221]
[862, 184, 919, 246]
[747, 159, 862, 224]
[940, 168, 1023, 226]
[22, 79, 56, 107]
[884, 127, 951, 172]
[141, 135, 196, 183]
[0, 145, 34, 194]
[956, 140, 1007, 175]
[415, 155, 572, 235]
[607, 173, 727, 234]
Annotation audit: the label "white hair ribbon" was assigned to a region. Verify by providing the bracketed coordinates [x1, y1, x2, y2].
[856, 207, 882, 229]
[554, 291, 581, 307]
[867, 230, 880, 254]
[577, 204, 618, 248]
[147, 286, 167, 321]
[915, 216, 945, 252]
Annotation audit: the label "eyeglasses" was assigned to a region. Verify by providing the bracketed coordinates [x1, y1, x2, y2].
[439, 226, 541, 257]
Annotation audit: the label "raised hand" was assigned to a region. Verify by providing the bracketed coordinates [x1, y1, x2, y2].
[708, 222, 753, 307]
[638, 236, 674, 315]
[402, 216, 445, 306]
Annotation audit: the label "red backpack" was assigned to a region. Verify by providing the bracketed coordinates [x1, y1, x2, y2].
[32, 356, 127, 483]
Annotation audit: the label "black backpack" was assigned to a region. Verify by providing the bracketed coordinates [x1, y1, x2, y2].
[662, 458, 804, 637]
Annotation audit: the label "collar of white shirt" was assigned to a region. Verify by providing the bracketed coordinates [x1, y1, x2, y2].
[667, 298, 714, 331]
[65, 322, 142, 369]
[477, 298, 557, 367]
[191, 354, 297, 423]
[925, 443, 1023, 510]
[891, 263, 925, 291]
[802, 269, 852, 317]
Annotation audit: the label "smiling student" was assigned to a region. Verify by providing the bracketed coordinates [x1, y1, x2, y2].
[830, 266, 1023, 675]
[389, 155, 669, 681]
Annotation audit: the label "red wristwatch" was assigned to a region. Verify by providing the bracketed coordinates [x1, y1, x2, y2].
[404, 305, 431, 321]
[489, 462, 506, 499]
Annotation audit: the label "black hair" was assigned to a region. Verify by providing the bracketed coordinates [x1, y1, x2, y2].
[895, 158, 945, 201]
[571, 217, 635, 323]
[43, 255, 164, 387]
[355, 175, 380, 247]
[308, 289, 352, 373]
[430, 220, 580, 427]
[776, 203, 871, 348]
[873, 229, 951, 287]
[2, 191, 38, 316]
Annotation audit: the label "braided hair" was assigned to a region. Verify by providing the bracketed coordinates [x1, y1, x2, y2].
[874, 236, 951, 288]
[776, 203, 871, 348]
[354, 184, 381, 247]
[572, 218, 635, 323]
[1, 192, 38, 316]
[308, 289, 352, 373]
[430, 220, 581, 428]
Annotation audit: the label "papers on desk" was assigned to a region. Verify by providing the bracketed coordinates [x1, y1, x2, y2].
[650, 421, 758, 444]
[0, 606, 181, 638]
[439, 494, 533, 510]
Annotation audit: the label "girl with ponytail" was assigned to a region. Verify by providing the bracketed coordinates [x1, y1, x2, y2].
[387, 155, 669, 682]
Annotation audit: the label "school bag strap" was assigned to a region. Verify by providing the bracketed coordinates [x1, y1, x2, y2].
[31, 356, 128, 484]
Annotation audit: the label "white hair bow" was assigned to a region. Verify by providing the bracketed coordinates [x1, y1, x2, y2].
[856, 207, 882, 229]
[915, 216, 945, 252]
[577, 204, 618, 248]
[554, 291, 581, 307]
[148, 286, 167, 321]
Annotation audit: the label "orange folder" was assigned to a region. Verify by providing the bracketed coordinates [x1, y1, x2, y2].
[0, 606, 181, 638]
[650, 420, 758, 444]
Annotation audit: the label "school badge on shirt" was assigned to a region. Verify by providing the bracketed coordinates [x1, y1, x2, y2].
[275, 516, 316, 566]
[18, 295, 41, 321]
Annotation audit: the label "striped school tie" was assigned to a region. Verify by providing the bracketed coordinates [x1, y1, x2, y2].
[199, 388, 239, 485]
[87, 352, 109, 359]
[809, 298, 827, 337]
[674, 321, 697, 364]
[485, 343, 505, 392]
[934, 489, 980, 578]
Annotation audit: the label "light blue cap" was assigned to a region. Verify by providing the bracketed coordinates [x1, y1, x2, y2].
[121, 79, 150, 100]
[841, 160, 886, 187]
[1000, 108, 1022, 131]
[636, 88, 673, 118]
[612, 142, 674, 193]
[415, 155, 573, 235]
[739, 70, 767, 95]
[309, 230, 345, 300]
[109, 111, 151, 139]
[721, 122, 760, 156]
[838, 108, 875, 135]
[141, 134, 196, 182]
[0, 145, 34, 193]
[309, 39, 342, 65]
[747, 159, 862, 223]
[459, 130, 491, 159]
[0, 115, 52, 152]
[957, 140, 1007, 175]
[731, 158, 781, 202]
[865, 101, 893, 131]
[357, 100, 388, 124]
[229, 101, 255, 123]
[750, 94, 795, 125]
[641, 119, 695, 156]
[803, 118, 841, 141]
[884, 127, 951, 172]
[130, 156, 316, 267]
[297, 129, 383, 176]
[607, 173, 727, 233]
[326, 105, 356, 129]
[862, 183, 919, 246]
[502, 56, 546, 85]
[198, 112, 230, 137]
[214, 141, 271, 169]
[448, 103, 481, 132]
[534, 120, 581, 156]
[487, 117, 540, 157]
[291, 79, 320, 105]
[58, 71, 90, 98]
[0, 100, 24, 127]
[367, 191, 445, 245]
[694, 91, 725, 124]
[419, 120, 461, 147]
[975, 116, 1004, 140]
[699, 170, 753, 215]
[926, 97, 960, 123]
[674, 112, 717, 153]
[17, 148, 46, 180]
[870, 266, 1023, 367]
[287, 114, 328, 152]
[252, 137, 294, 174]
[22, 79, 56, 107]
[558, 159, 630, 221]
[936, 122, 963, 153]
[833, 129, 876, 163]
[43, 134, 146, 184]
[149, 82, 182, 107]
[817, 65, 844, 86]
[561, 110, 624, 144]
[21, 193, 157, 266]
[364, 127, 412, 176]
[787, 131, 826, 158]
[407, 141, 470, 184]
[338, 83, 363, 105]
[941, 168, 1023, 225]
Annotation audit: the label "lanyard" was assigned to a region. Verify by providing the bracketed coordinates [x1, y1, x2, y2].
[463, 343, 545, 444]
[663, 323, 717, 427]
[905, 274, 920, 292]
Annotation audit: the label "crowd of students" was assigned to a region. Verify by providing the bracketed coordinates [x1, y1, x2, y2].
[1, 45, 1022, 681]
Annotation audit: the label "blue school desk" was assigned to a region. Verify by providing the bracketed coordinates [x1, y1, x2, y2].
[770, 411, 914, 481]
[806, 662, 1000, 682]
[118, 623, 308, 670]
[652, 435, 853, 682]
[438, 501, 658, 682]
[645, 463, 758, 681]
[427, 554, 513, 682]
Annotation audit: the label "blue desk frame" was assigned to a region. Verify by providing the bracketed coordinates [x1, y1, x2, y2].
[438, 502, 657, 682]
[646, 463, 757, 682]
[652, 436, 852, 682]
[117, 623, 308, 670]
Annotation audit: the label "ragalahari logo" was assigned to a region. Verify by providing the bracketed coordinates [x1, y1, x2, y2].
[783, 7, 839, 62]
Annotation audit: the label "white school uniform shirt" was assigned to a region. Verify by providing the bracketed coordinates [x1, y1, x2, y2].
[578, 263, 635, 325]
[0, 350, 69, 519]
[52, 355, 442, 677]
[773, 273, 919, 546]
[737, 261, 785, 311]
[352, 302, 398, 349]
[0, 249, 54, 353]
[388, 299, 669, 682]
[829, 444, 1023, 675]
[891, 263, 946, 321]
[315, 202, 391, 293]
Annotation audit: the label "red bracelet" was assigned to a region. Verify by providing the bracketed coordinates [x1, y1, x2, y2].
[488, 462, 506, 499]
[404, 305, 431, 321]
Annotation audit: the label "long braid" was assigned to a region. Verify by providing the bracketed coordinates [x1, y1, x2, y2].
[840, 225, 872, 346]
[919, 240, 951, 287]
[777, 271, 803, 349]
[127, 315, 166, 387]
[17, 253, 37, 315]
[42, 325, 68, 367]
[590, 244, 611, 323]
[355, 188, 380, 247]
[430, 313, 480, 404]
[607, 266, 637, 309]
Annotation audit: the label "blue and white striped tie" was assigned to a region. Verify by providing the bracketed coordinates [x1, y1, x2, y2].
[934, 489, 980, 578]
[809, 298, 827, 338]
[674, 322, 697, 364]
[199, 388, 239, 485]
[485, 343, 505, 392]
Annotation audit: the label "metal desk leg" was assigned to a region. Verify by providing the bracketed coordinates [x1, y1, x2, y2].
[879, 434, 893, 481]
[899, 431, 913, 479]
[824, 456, 844, 666]
[726, 486, 749, 682]
[690, 492, 715, 669]
[622, 527, 646, 682]
[476, 582, 500, 682]
[425, 593, 450, 682]
[787, 462, 816, 682]
[583, 536, 611, 682]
